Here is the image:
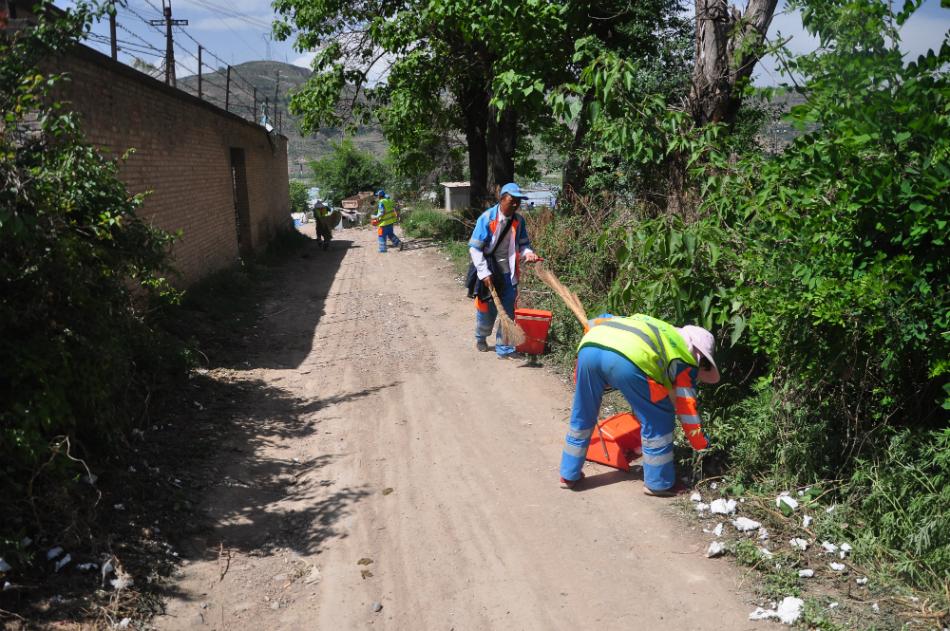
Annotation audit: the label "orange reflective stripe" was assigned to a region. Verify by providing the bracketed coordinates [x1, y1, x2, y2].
[676, 397, 699, 416]
[674, 370, 693, 387]
[377, 227, 383, 236]
[647, 378, 669, 403]
[475, 296, 489, 313]
[681, 423, 708, 450]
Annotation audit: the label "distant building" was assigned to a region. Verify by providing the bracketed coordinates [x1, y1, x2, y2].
[441, 181, 471, 212]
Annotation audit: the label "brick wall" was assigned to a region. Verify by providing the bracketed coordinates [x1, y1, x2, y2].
[48, 45, 290, 286]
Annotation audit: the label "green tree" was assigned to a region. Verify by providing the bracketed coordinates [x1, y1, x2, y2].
[273, 0, 687, 206]
[289, 180, 310, 213]
[310, 139, 388, 205]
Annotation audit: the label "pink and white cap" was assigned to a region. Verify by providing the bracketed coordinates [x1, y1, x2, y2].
[677, 325, 720, 384]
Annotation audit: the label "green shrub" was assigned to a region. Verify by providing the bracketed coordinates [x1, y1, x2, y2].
[0, 2, 184, 547]
[400, 204, 468, 241]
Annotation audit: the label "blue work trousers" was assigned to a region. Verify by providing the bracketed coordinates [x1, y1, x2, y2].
[378, 224, 401, 252]
[475, 273, 518, 356]
[560, 346, 676, 491]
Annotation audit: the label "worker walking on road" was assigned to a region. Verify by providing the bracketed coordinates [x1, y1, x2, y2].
[313, 201, 332, 250]
[468, 182, 540, 359]
[559, 314, 720, 496]
[372, 189, 402, 252]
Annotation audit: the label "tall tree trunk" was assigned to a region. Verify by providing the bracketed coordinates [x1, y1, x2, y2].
[561, 89, 595, 202]
[460, 83, 490, 210]
[689, 0, 778, 126]
[486, 105, 517, 198]
[668, 0, 778, 213]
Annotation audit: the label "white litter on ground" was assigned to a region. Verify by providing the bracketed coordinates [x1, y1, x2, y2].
[856, 577, 868, 585]
[758, 527, 770, 540]
[706, 541, 726, 558]
[776, 493, 799, 512]
[732, 517, 762, 532]
[20, 537, 32, 548]
[829, 602, 839, 609]
[46, 547, 63, 560]
[113, 503, 125, 511]
[710, 498, 738, 515]
[829, 562, 846, 571]
[77, 563, 98, 571]
[748, 597, 805, 625]
[690, 492, 703, 502]
[110, 571, 133, 591]
[54, 553, 72, 572]
[3, 581, 12, 591]
[694, 502, 710, 512]
[711, 482, 719, 490]
[821, 541, 838, 554]
[0, 558, 11, 572]
[790, 538, 809, 551]
[798, 569, 815, 578]
[825, 504, 836, 514]
[758, 546, 774, 558]
[713, 522, 724, 537]
[803, 515, 813, 528]
[839, 543, 852, 558]
[117, 617, 131, 628]
[872, 603, 880, 613]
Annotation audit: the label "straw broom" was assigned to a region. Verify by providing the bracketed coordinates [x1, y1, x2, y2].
[486, 283, 527, 347]
[533, 266, 590, 332]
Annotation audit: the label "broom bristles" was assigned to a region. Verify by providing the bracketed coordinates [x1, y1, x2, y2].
[487, 284, 527, 347]
[533, 267, 588, 330]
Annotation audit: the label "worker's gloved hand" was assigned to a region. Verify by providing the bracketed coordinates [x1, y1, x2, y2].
[482, 275, 494, 288]
[522, 251, 540, 263]
[686, 429, 710, 451]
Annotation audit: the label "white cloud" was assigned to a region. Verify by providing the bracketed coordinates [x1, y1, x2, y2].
[292, 51, 317, 69]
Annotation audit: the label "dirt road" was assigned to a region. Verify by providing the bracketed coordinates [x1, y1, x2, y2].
[156, 224, 758, 630]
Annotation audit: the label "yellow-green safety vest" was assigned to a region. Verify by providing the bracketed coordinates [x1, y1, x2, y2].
[377, 198, 398, 227]
[578, 314, 697, 390]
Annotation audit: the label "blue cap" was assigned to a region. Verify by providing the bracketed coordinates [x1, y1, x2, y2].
[500, 183, 528, 199]
[376, 189, 386, 197]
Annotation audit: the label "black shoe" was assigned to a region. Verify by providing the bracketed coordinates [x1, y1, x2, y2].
[497, 351, 525, 360]
[475, 339, 489, 352]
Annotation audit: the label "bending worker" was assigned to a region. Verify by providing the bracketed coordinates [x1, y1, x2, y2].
[468, 183, 540, 359]
[372, 189, 402, 252]
[559, 314, 720, 496]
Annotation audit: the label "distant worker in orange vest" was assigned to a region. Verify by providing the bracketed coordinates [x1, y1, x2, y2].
[559, 314, 719, 496]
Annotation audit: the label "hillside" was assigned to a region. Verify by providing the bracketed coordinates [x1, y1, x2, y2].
[177, 60, 386, 177]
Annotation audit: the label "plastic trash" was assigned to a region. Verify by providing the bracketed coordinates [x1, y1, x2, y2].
[829, 562, 846, 571]
[46, 546, 64, 560]
[790, 538, 809, 551]
[798, 569, 814, 578]
[748, 597, 804, 625]
[732, 517, 762, 532]
[706, 541, 726, 558]
[709, 498, 737, 515]
[54, 553, 72, 572]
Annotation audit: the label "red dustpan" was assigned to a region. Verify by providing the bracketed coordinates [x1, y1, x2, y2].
[585, 412, 643, 471]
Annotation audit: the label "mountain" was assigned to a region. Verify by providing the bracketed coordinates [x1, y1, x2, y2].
[177, 60, 386, 178]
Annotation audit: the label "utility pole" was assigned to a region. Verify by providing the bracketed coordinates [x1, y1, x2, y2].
[109, 0, 117, 60]
[273, 70, 280, 130]
[252, 87, 257, 122]
[225, 65, 231, 112]
[197, 45, 203, 99]
[149, 0, 187, 87]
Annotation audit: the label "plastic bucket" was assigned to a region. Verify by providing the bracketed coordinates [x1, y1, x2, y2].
[514, 308, 553, 355]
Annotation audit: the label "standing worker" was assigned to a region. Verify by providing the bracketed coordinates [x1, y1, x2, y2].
[559, 314, 720, 495]
[468, 182, 540, 359]
[372, 189, 402, 252]
[313, 201, 332, 250]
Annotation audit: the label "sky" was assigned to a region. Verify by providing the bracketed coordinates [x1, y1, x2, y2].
[67, 0, 949, 85]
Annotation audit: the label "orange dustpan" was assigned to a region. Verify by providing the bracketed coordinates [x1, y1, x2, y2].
[585, 412, 643, 471]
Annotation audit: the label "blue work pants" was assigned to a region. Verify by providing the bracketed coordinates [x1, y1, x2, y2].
[475, 273, 518, 356]
[560, 346, 676, 491]
[378, 224, 401, 251]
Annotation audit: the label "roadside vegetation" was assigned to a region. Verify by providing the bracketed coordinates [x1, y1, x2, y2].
[376, 0, 950, 622]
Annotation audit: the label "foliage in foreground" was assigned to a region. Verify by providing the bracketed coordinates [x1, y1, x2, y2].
[526, 0, 949, 598]
[0, 2, 186, 557]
